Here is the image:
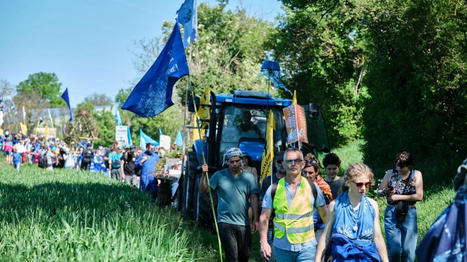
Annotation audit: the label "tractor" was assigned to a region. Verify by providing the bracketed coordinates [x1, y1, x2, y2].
[179, 90, 330, 226]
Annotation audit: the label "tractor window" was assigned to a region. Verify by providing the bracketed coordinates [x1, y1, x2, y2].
[219, 106, 285, 166]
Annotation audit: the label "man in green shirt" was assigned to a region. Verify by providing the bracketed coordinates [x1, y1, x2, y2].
[201, 147, 259, 262]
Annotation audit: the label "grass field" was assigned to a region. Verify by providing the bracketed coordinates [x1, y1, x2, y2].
[0, 161, 218, 261]
[0, 144, 458, 261]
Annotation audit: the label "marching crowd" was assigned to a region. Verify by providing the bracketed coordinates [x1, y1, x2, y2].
[0, 132, 176, 200]
[2, 130, 465, 262]
[202, 147, 466, 262]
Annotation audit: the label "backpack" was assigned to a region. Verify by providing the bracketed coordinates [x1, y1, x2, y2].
[83, 148, 93, 160]
[38, 151, 48, 168]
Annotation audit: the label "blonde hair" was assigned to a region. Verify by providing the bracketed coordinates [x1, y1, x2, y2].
[344, 162, 375, 186]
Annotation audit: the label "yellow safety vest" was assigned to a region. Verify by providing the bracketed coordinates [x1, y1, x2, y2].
[273, 176, 315, 244]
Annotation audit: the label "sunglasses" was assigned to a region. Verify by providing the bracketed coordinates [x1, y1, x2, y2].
[354, 182, 371, 189]
[305, 160, 317, 166]
[285, 159, 303, 165]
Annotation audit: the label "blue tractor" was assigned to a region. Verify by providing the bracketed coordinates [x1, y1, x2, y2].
[179, 90, 330, 226]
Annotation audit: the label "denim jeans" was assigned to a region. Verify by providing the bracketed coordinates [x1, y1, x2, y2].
[274, 243, 316, 262]
[384, 204, 417, 262]
[267, 228, 276, 262]
[218, 222, 251, 262]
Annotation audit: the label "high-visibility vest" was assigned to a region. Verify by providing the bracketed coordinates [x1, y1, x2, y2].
[273, 176, 315, 244]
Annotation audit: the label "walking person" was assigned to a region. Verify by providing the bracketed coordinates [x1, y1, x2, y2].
[81, 143, 94, 171]
[315, 163, 389, 262]
[200, 147, 259, 262]
[135, 143, 159, 199]
[303, 153, 332, 243]
[108, 142, 123, 181]
[12, 148, 21, 172]
[259, 151, 287, 262]
[323, 153, 344, 199]
[259, 148, 327, 262]
[376, 151, 423, 262]
[122, 146, 138, 187]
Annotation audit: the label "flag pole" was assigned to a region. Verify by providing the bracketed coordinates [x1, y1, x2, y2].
[187, 75, 223, 262]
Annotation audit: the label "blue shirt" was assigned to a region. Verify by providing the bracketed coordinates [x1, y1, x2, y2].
[209, 168, 259, 226]
[135, 152, 160, 177]
[332, 191, 375, 243]
[262, 179, 326, 251]
[13, 152, 21, 164]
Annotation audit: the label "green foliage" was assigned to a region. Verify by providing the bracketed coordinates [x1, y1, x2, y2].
[16, 72, 65, 107]
[93, 110, 115, 148]
[360, 0, 467, 174]
[83, 93, 113, 107]
[0, 162, 218, 261]
[269, 0, 368, 147]
[174, 3, 275, 101]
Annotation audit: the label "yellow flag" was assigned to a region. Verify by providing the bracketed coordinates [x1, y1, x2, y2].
[292, 90, 297, 105]
[197, 87, 211, 129]
[20, 123, 27, 135]
[260, 110, 275, 184]
[191, 114, 205, 142]
[44, 125, 49, 139]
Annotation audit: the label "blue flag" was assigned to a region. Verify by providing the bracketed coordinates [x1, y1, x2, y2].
[115, 108, 122, 126]
[175, 131, 184, 147]
[122, 23, 189, 117]
[127, 126, 132, 146]
[140, 129, 159, 149]
[60, 88, 73, 121]
[260, 60, 292, 95]
[176, 0, 198, 47]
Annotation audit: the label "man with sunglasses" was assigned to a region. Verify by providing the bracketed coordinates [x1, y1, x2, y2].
[259, 148, 327, 261]
[259, 151, 287, 262]
[200, 147, 259, 262]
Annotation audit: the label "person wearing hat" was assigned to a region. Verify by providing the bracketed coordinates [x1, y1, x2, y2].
[201, 147, 259, 262]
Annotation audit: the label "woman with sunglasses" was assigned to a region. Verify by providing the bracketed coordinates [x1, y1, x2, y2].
[315, 163, 389, 262]
[376, 151, 423, 262]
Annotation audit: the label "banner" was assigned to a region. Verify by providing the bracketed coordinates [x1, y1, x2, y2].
[60, 88, 73, 121]
[139, 129, 159, 149]
[160, 134, 171, 150]
[260, 110, 275, 184]
[115, 126, 130, 146]
[122, 23, 189, 117]
[176, 0, 198, 47]
[174, 131, 183, 147]
[283, 104, 308, 144]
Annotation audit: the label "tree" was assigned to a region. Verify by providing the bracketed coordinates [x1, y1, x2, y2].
[16, 72, 65, 107]
[0, 80, 16, 131]
[83, 93, 113, 107]
[360, 0, 466, 168]
[123, 3, 274, 146]
[64, 102, 98, 144]
[268, 0, 368, 147]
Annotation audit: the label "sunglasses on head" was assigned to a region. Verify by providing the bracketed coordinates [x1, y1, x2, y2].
[305, 160, 317, 166]
[354, 182, 371, 189]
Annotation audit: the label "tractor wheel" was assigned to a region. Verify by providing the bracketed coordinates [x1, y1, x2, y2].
[181, 151, 197, 219]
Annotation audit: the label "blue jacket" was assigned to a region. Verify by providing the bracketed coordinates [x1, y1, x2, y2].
[135, 151, 160, 177]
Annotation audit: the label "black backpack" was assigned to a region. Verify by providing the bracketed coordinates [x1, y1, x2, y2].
[38, 151, 48, 168]
[83, 148, 93, 160]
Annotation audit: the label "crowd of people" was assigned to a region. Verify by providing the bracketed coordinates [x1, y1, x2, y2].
[3, 130, 464, 261]
[0, 132, 181, 201]
[201, 146, 433, 262]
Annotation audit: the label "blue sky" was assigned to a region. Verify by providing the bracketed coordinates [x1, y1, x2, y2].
[0, 0, 283, 107]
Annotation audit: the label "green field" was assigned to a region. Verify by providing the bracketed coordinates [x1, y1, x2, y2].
[0, 162, 218, 261]
[0, 146, 457, 261]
